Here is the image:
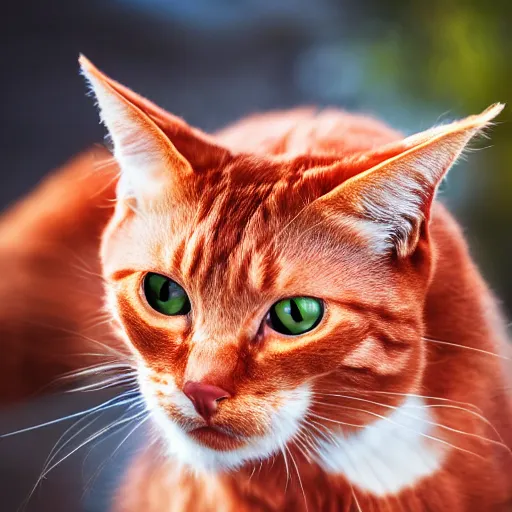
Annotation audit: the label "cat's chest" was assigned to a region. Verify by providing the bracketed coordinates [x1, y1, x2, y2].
[115, 454, 353, 512]
[114, 454, 506, 512]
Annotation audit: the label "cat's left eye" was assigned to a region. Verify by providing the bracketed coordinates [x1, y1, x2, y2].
[143, 273, 191, 316]
[267, 297, 324, 335]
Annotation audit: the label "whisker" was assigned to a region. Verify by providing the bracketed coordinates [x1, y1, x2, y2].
[257, 460, 264, 478]
[58, 362, 136, 380]
[295, 427, 317, 460]
[65, 352, 125, 359]
[126, 200, 150, 222]
[21, 319, 128, 360]
[423, 336, 510, 360]
[351, 485, 363, 512]
[81, 309, 112, 321]
[35, 362, 133, 397]
[408, 403, 508, 452]
[40, 409, 148, 478]
[299, 427, 320, 452]
[305, 416, 379, 512]
[0, 391, 141, 438]
[292, 429, 314, 463]
[311, 396, 511, 455]
[80, 401, 143, 472]
[279, 443, 291, 492]
[309, 407, 487, 462]
[313, 388, 483, 413]
[43, 410, 109, 478]
[67, 262, 106, 281]
[43, 415, 101, 480]
[80, 310, 113, 322]
[20, 408, 148, 510]
[83, 413, 150, 497]
[272, 191, 309, 242]
[302, 417, 338, 446]
[82, 317, 115, 332]
[285, 444, 308, 512]
[307, 411, 366, 430]
[66, 375, 138, 394]
[92, 156, 116, 171]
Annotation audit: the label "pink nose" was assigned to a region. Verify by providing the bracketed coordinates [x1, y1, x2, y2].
[183, 381, 231, 421]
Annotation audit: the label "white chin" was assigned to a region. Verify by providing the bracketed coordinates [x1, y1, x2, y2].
[149, 384, 312, 473]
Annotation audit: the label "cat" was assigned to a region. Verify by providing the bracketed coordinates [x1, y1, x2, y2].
[1, 54, 511, 511]
[80, 56, 512, 511]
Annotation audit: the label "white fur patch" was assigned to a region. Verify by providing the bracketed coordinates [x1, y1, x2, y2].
[314, 396, 445, 496]
[139, 369, 311, 473]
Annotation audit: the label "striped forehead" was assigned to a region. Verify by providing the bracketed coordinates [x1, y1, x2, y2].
[177, 180, 285, 298]
[163, 155, 344, 310]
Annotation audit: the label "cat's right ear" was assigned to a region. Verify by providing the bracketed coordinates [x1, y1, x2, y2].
[80, 55, 194, 206]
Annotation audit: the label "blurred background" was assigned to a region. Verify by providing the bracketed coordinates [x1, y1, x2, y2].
[0, 0, 511, 510]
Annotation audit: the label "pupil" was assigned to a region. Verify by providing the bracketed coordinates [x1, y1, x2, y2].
[158, 282, 170, 301]
[290, 300, 303, 323]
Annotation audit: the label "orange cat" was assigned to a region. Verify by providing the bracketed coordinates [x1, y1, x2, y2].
[2, 56, 512, 511]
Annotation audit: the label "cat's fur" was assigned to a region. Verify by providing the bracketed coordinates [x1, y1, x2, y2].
[1, 56, 511, 511]
[0, 149, 119, 402]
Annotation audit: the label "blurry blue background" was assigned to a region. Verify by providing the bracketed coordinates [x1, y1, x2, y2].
[0, 0, 511, 510]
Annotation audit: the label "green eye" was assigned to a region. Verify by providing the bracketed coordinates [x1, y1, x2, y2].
[268, 297, 323, 335]
[143, 273, 191, 316]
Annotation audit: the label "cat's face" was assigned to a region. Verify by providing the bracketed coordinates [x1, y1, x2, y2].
[80, 56, 501, 472]
[101, 155, 428, 471]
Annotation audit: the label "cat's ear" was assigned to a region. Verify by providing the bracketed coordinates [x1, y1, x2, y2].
[315, 104, 504, 258]
[79, 55, 230, 205]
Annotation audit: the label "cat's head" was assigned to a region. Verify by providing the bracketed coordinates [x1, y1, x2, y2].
[80, 56, 502, 473]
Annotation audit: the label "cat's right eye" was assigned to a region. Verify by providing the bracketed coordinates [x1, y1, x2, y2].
[143, 273, 191, 316]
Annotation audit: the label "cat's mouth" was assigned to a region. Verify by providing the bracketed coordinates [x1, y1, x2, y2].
[188, 425, 246, 451]
[146, 382, 312, 471]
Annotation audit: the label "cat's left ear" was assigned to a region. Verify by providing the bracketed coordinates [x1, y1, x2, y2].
[315, 104, 504, 257]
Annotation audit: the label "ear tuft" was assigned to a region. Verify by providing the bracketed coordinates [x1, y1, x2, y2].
[403, 103, 504, 150]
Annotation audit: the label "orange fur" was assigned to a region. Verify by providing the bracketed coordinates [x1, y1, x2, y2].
[0, 149, 121, 401]
[0, 57, 511, 511]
